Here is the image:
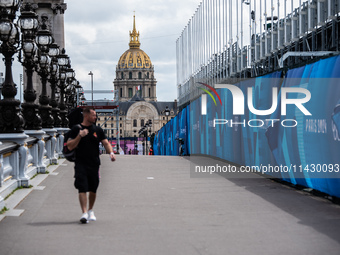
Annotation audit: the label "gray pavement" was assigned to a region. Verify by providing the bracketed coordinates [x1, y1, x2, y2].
[0, 155, 340, 255]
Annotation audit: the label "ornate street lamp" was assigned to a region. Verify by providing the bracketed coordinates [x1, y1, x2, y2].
[0, 0, 24, 133]
[65, 83, 73, 109]
[164, 106, 170, 123]
[57, 48, 69, 67]
[66, 67, 75, 80]
[65, 66, 75, 110]
[36, 15, 53, 128]
[144, 122, 149, 155]
[58, 69, 68, 127]
[35, 16, 53, 52]
[72, 79, 82, 108]
[48, 43, 62, 127]
[0, 0, 19, 18]
[18, 2, 42, 130]
[88, 71, 93, 106]
[145, 119, 152, 155]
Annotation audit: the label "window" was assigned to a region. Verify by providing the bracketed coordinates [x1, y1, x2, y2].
[129, 72, 132, 79]
[120, 88, 122, 98]
[128, 88, 133, 97]
[133, 119, 137, 127]
[147, 72, 149, 78]
[149, 88, 151, 97]
[98, 117, 101, 121]
[111, 123, 114, 128]
[138, 72, 142, 79]
[141, 119, 144, 127]
[121, 72, 124, 79]
[104, 124, 107, 128]
[120, 123, 122, 127]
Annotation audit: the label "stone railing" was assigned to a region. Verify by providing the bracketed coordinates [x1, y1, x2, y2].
[0, 127, 69, 209]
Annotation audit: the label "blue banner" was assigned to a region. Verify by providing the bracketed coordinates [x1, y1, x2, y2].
[154, 55, 340, 198]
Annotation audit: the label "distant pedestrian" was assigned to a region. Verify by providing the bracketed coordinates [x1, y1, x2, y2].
[129, 149, 132, 155]
[67, 107, 116, 224]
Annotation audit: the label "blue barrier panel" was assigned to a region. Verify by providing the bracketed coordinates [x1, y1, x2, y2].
[238, 72, 283, 170]
[157, 129, 161, 155]
[154, 132, 159, 155]
[168, 119, 173, 155]
[266, 56, 340, 197]
[172, 115, 179, 155]
[332, 101, 340, 133]
[190, 97, 201, 155]
[155, 128, 161, 155]
[214, 82, 242, 164]
[154, 56, 340, 198]
[160, 125, 165, 155]
[178, 108, 188, 155]
[166, 121, 171, 155]
[186, 105, 191, 155]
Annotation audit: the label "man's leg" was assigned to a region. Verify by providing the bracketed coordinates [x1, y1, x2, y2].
[88, 192, 97, 221]
[87, 168, 99, 221]
[88, 168, 99, 211]
[79, 192, 87, 213]
[88, 192, 96, 211]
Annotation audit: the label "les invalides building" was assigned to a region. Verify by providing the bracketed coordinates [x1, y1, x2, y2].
[96, 15, 177, 153]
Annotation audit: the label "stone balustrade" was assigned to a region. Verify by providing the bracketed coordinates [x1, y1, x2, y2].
[0, 128, 69, 209]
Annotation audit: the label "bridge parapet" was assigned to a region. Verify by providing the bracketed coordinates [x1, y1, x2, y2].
[0, 129, 67, 210]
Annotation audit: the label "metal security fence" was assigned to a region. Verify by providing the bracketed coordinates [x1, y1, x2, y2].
[177, 0, 340, 107]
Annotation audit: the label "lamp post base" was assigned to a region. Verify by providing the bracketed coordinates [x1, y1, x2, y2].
[0, 99, 24, 133]
[22, 102, 42, 130]
[39, 105, 54, 129]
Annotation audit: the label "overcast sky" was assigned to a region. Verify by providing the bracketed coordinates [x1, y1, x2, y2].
[3, 0, 301, 102]
[63, 0, 201, 102]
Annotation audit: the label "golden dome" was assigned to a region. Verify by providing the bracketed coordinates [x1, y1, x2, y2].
[117, 48, 152, 69]
[117, 15, 152, 69]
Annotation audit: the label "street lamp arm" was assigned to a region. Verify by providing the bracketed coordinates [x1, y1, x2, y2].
[88, 71, 94, 106]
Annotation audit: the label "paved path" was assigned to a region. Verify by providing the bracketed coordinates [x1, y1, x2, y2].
[0, 155, 340, 255]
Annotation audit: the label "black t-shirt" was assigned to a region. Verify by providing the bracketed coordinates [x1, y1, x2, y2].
[69, 124, 106, 166]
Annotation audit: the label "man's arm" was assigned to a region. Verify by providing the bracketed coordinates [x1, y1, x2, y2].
[67, 129, 89, 151]
[101, 139, 116, 161]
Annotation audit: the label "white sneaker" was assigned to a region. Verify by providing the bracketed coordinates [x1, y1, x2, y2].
[80, 212, 88, 224]
[88, 210, 96, 221]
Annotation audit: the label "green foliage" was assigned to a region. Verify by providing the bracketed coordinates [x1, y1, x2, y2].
[4, 185, 33, 200]
[0, 206, 9, 215]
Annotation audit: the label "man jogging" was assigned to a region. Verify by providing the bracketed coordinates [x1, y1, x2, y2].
[67, 107, 116, 223]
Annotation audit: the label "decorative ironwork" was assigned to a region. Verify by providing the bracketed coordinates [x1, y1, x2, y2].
[18, 2, 42, 130]
[36, 15, 53, 128]
[0, 0, 24, 133]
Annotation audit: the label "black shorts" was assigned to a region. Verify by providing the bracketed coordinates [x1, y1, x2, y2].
[74, 163, 100, 193]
